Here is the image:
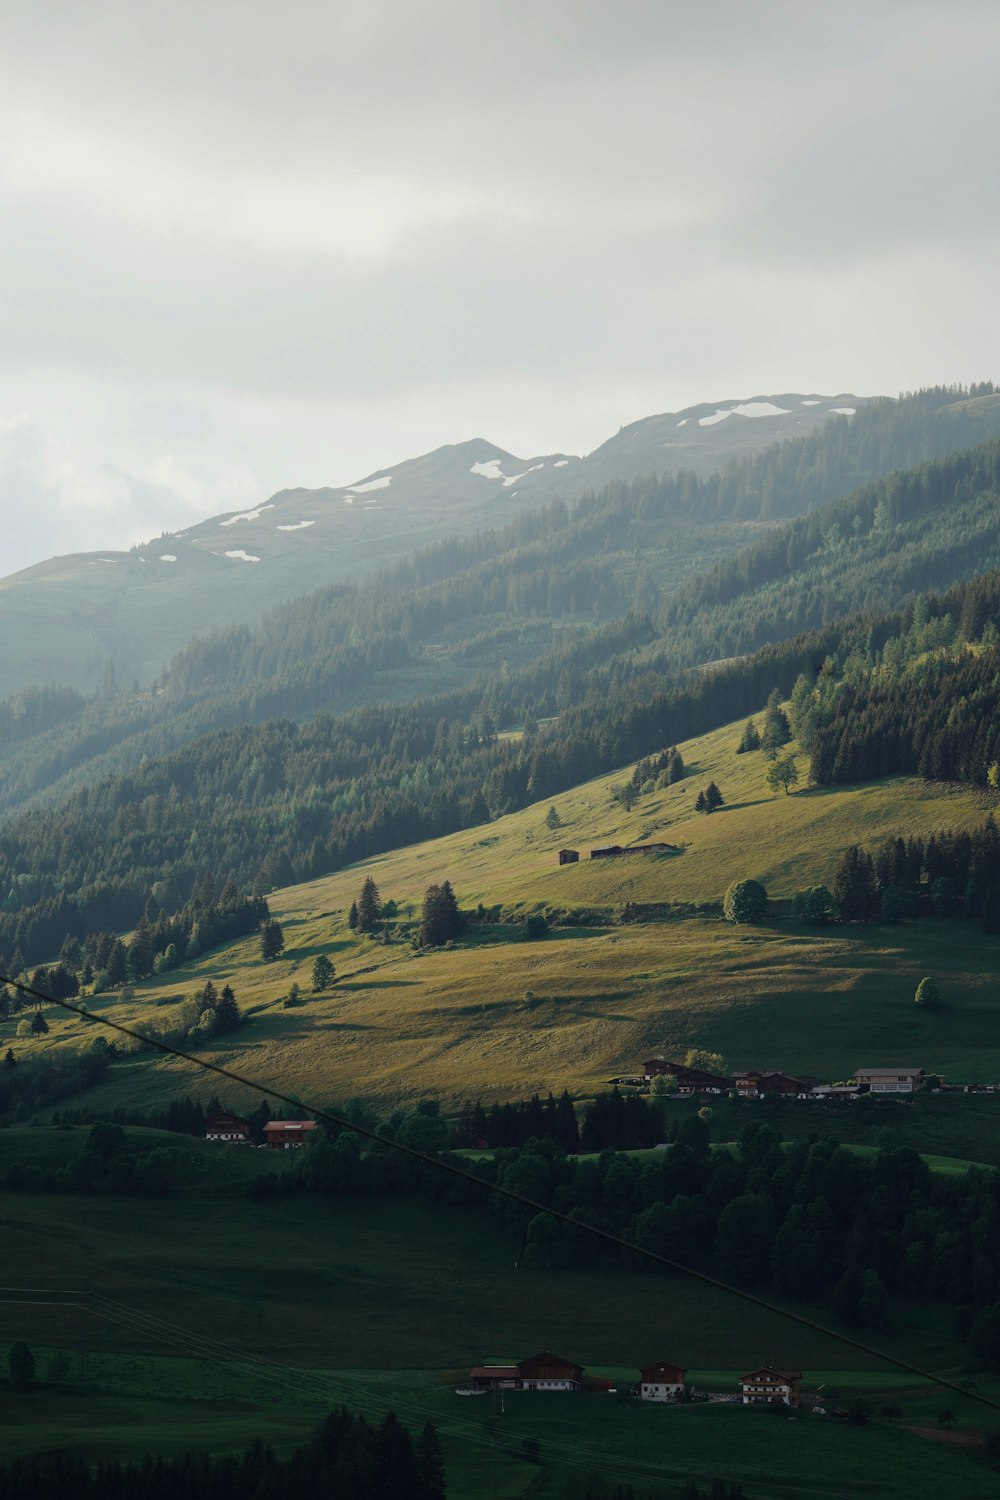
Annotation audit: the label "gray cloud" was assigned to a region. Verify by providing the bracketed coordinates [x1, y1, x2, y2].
[0, 0, 997, 572]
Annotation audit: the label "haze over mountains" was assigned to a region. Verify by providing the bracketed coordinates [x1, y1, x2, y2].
[0, 392, 865, 694]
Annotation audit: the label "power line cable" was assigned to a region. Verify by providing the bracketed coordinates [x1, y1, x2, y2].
[5, 971, 998, 1419]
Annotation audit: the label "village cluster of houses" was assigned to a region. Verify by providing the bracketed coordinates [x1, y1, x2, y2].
[635, 1058, 928, 1099]
[464, 1352, 803, 1408]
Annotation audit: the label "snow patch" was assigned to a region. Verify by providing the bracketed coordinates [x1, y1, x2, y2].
[553, 459, 570, 467]
[502, 463, 544, 488]
[830, 406, 856, 415]
[159, 554, 177, 562]
[346, 475, 392, 493]
[801, 399, 821, 406]
[220, 504, 274, 527]
[225, 549, 261, 562]
[343, 495, 354, 504]
[276, 520, 315, 531]
[676, 418, 688, 426]
[97, 557, 117, 563]
[699, 400, 791, 426]
[470, 459, 504, 479]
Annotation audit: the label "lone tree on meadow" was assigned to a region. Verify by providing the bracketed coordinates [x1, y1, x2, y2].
[260, 918, 285, 962]
[356, 876, 383, 934]
[915, 975, 942, 1008]
[704, 781, 725, 812]
[766, 753, 799, 795]
[723, 879, 769, 924]
[545, 805, 561, 830]
[311, 954, 336, 992]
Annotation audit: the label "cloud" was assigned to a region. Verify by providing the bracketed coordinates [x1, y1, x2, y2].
[0, 0, 996, 573]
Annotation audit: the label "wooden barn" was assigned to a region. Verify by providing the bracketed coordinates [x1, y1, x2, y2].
[517, 1351, 584, 1391]
[558, 849, 580, 864]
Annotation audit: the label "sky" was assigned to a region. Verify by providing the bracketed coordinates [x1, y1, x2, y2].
[1, 0, 999, 573]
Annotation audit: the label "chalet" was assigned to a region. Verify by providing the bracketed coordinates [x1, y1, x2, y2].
[740, 1366, 801, 1406]
[262, 1119, 319, 1149]
[590, 845, 623, 859]
[205, 1111, 251, 1144]
[642, 1059, 732, 1093]
[733, 1071, 812, 1098]
[518, 1351, 584, 1391]
[674, 1067, 731, 1095]
[638, 1359, 687, 1401]
[855, 1066, 924, 1094]
[559, 849, 580, 865]
[468, 1351, 585, 1392]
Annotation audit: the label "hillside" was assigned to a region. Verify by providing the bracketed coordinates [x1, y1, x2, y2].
[16, 704, 1000, 1117]
[6, 385, 998, 695]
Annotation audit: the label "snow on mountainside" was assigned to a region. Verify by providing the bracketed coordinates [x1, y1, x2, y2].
[0, 394, 866, 693]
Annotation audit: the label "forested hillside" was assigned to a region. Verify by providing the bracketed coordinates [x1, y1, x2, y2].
[1, 388, 998, 822]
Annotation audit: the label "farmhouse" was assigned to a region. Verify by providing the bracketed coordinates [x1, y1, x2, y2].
[558, 848, 580, 864]
[740, 1367, 801, 1406]
[733, 1071, 812, 1098]
[638, 1359, 687, 1401]
[469, 1352, 585, 1392]
[518, 1351, 584, 1390]
[205, 1110, 252, 1143]
[590, 845, 623, 859]
[589, 842, 678, 860]
[263, 1120, 319, 1149]
[855, 1066, 924, 1093]
[643, 1058, 732, 1093]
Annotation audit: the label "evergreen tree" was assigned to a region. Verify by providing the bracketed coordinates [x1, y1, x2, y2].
[666, 747, 686, 782]
[421, 881, 464, 947]
[545, 805, 561, 830]
[216, 985, 240, 1032]
[311, 954, 336, 991]
[761, 688, 792, 760]
[737, 718, 761, 754]
[704, 781, 724, 812]
[30, 1011, 49, 1036]
[695, 788, 707, 813]
[356, 876, 383, 934]
[833, 845, 879, 922]
[348, 900, 358, 930]
[260, 919, 285, 961]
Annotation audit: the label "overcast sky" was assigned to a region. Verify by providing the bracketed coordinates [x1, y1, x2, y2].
[1, 0, 998, 572]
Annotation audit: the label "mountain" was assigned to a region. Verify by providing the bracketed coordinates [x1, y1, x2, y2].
[0, 393, 870, 694]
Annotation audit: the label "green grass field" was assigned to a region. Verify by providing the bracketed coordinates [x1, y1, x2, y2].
[10, 706, 1000, 1119]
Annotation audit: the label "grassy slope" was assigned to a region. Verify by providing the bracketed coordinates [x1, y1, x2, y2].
[22, 708, 1000, 1116]
[0, 1129, 998, 1495]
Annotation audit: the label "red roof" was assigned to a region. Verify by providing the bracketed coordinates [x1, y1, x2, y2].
[263, 1120, 317, 1132]
[742, 1366, 801, 1382]
[470, 1366, 519, 1379]
[640, 1360, 686, 1382]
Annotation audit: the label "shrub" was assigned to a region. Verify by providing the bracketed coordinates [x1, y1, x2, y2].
[723, 880, 769, 924]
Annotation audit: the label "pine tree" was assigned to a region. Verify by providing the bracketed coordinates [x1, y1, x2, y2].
[311, 954, 336, 992]
[695, 788, 707, 813]
[737, 718, 761, 754]
[705, 781, 724, 812]
[356, 876, 383, 934]
[30, 1011, 48, 1035]
[761, 688, 792, 760]
[666, 747, 685, 782]
[216, 985, 240, 1032]
[260, 919, 285, 961]
[348, 900, 358, 930]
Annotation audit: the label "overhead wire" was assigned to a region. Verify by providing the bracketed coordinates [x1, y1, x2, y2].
[4, 970, 999, 1421]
